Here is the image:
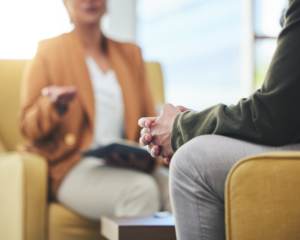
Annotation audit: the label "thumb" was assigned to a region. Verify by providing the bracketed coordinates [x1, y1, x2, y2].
[138, 117, 158, 128]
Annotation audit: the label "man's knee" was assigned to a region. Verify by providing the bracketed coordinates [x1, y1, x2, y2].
[171, 135, 215, 175]
[169, 138, 202, 199]
[171, 135, 231, 172]
[170, 135, 238, 202]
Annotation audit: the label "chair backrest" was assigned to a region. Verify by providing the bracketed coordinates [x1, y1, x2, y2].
[145, 62, 165, 108]
[0, 60, 165, 151]
[0, 60, 28, 151]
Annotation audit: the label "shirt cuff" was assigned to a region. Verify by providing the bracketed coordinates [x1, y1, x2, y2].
[171, 113, 182, 153]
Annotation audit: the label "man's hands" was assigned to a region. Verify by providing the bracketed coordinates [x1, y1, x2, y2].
[41, 85, 77, 106]
[139, 104, 189, 164]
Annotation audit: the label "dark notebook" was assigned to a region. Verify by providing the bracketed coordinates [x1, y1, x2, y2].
[82, 139, 150, 159]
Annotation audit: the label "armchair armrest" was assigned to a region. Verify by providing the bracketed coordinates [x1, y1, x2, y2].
[0, 152, 47, 240]
[225, 151, 300, 240]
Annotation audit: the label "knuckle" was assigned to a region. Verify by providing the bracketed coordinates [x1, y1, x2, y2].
[161, 103, 174, 112]
[162, 103, 172, 109]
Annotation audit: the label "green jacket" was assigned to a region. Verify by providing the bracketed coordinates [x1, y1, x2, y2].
[171, 0, 300, 152]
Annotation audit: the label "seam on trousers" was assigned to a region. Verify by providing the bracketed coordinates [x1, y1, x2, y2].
[184, 145, 225, 240]
[184, 147, 205, 240]
[195, 175, 205, 240]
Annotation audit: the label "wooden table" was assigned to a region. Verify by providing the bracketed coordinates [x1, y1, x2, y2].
[101, 215, 176, 240]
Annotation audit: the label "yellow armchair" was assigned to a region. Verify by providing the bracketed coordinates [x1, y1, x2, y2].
[226, 152, 300, 240]
[0, 152, 47, 240]
[0, 59, 165, 240]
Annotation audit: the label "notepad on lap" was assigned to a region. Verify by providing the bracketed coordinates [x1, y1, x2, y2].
[81, 139, 150, 159]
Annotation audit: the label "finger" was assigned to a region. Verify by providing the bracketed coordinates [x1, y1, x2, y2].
[138, 119, 153, 128]
[56, 95, 65, 104]
[59, 95, 69, 105]
[66, 93, 74, 102]
[59, 92, 76, 104]
[150, 145, 160, 158]
[67, 86, 77, 93]
[164, 157, 172, 164]
[152, 145, 160, 154]
[65, 94, 73, 103]
[147, 144, 152, 154]
[61, 86, 75, 93]
[139, 133, 153, 146]
[138, 117, 157, 128]
[69, 92, 76, 101]
[147, 142, 155, 153]
[61, 95, 72, 105]
[112, 154, 126, 166]
[140, 127, 150, 136]
[128, 153, 137, 162]
[113, 154, 122, 161]
[103, 157, 116, 165]
[115, 154, 133, 165]
[150, 149, 159, 158]
[63, 92, 76, 104]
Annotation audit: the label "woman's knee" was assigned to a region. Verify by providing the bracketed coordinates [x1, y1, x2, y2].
[138, 174, 159, 195]
[115, 173, 160, 216]
[129, 173, 160, 205]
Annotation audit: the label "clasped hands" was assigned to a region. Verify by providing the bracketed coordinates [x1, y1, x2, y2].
[138, 104, 190, 164]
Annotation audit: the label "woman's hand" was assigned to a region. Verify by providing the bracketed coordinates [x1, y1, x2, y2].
[104, 153, 155, 173]
[41, 85, 77, 106]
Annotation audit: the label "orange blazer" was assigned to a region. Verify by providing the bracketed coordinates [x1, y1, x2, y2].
[19, 30, 156, 199]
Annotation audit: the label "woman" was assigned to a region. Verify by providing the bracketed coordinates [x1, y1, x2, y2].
[19, 0, 171, 220]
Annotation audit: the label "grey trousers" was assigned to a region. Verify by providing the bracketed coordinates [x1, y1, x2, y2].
[169, 135, 300, 240]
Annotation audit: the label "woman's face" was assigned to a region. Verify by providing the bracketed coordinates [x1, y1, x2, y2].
[65, 0, 107, 26]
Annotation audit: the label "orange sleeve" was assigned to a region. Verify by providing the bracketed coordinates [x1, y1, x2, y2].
[18, 43, 61, 141]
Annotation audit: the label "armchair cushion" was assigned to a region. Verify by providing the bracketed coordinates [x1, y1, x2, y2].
[0, 152, 47, 240]
[226, 151, 300, 240]
[49, 203, 106, 240]
[0, 135, 6, 153]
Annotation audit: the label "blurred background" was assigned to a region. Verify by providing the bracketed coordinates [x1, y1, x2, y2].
[0, 0, 287, 111]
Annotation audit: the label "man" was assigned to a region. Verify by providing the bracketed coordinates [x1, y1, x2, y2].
[139, 0, 300, 239]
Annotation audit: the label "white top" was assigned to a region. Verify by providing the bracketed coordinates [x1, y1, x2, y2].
[86, 56, 124, 149]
